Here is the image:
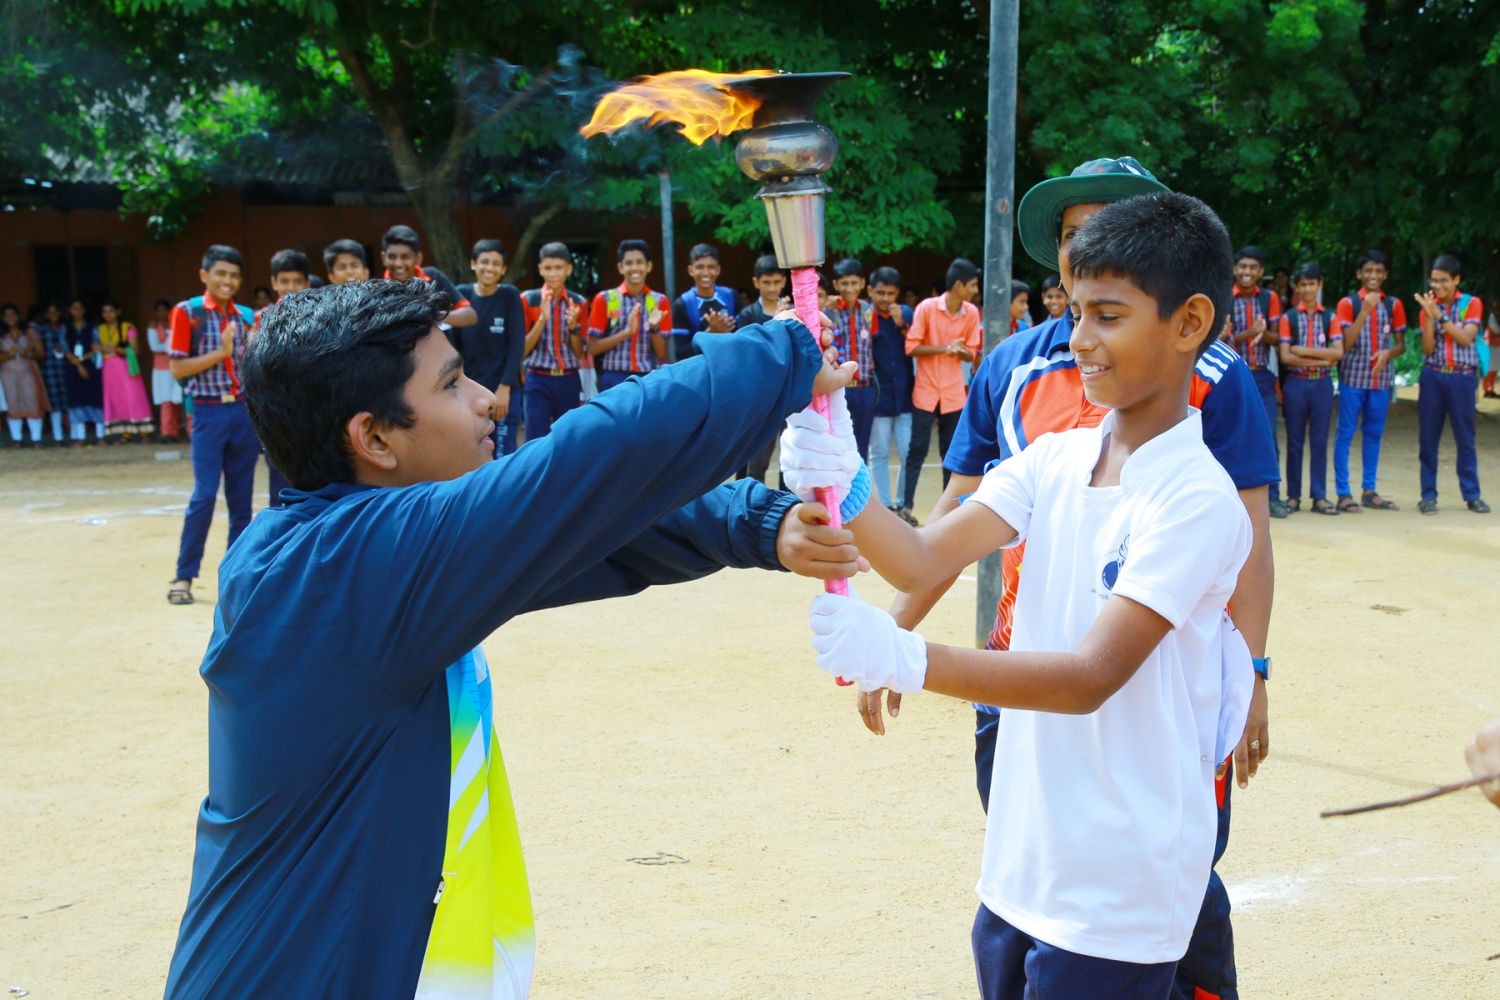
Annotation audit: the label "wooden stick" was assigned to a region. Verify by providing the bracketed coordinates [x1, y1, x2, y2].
[1321, 769, 1500, 818]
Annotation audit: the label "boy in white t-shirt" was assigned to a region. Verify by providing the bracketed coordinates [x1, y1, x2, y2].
[786, 192, 1254, 998]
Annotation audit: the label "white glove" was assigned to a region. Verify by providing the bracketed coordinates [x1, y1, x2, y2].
[809, 589, 928, 694]
[780, 388, 859, 502]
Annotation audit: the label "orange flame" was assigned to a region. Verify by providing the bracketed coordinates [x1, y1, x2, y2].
[580, 69, 778, 145]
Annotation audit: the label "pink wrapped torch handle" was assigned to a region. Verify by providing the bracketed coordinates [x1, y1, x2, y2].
[791, 267, 854, 686]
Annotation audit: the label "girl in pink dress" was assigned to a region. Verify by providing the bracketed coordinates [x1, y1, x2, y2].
[98, 300, 155, 439]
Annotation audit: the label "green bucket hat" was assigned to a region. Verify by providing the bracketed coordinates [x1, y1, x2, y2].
[1017, 157, 1170, 271]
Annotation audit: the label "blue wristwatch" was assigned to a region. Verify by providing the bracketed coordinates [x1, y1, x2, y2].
[1252, 656, 1271, 681]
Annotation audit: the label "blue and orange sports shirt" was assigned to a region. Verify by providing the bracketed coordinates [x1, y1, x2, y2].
[1278, 301, 1343, 379]
[946, 311, 1279, 656]
[1336, 292, 1406, 391]
[1422, 293, 1484, 371]
[1229, 284, 1281, 371]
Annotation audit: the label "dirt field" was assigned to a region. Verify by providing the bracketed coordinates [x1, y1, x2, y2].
[4, 390, 1500, 999]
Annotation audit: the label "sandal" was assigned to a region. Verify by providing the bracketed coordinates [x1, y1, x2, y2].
[1269, 498, 1290, 519]
[1337, 494, 1363, 513]
[167, 578, 195, 605]
[1418, 499, 1438, 515]
[1361, 490, 1398, 510]
[1311, 499, 1340, 515]
[1468, 498, 1491, 514]
[1282, 498, 1301, 514]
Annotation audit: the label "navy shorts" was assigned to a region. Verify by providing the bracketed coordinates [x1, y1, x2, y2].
[973, 903, 1177, 1000]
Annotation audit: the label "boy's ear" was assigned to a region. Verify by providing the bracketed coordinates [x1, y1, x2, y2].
[1177, 292, 1217, 356]
[645, 260, 654, 273]
[346, 412, 399, 476]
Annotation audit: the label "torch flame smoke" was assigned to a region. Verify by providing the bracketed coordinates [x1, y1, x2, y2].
[580, 69, 777, 145]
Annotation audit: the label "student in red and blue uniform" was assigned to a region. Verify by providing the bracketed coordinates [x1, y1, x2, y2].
[163, 278, 860, 998]
[1277, 263, 1344, 515]
[1414, 254, 1489, 515]
[1333, 250, 1405, 512]
[858, 158, 1278, 1000]
[671, 243, 738, 360]
[379, 225, 477, 329]
[454, 238, 527, 457]
[165, 245, 260, 607]
[589, 239, 672, 392]
[520, 242, 588, 442]
[831, 258, 877, 460]
[1227, 246, 1285, 516]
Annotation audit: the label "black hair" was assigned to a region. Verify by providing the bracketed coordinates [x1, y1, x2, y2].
[201, 244, 244, 272]
[1357, 249, 1390, 270]
[1040, 273, 1062, 293]
[254, 286, 273, 299]
[1294, 262, 1323, 282]
[688, 243, 718, 263]
[1, 302, 18, 314]
[382, 225, 421, 254]
[270, 249, 311, 278]
[471, 238, 507, 260]
[752, 254, 783, 279]
[617, 238, 651, 263]
[1235, 245, 1263, 266]
[1011, 279, 1031, 301]
[1432, 254, 1462, 277]
[101, 298, 120, 311]
[323, 239, 368, 271]
[154, 298, 172, 310]
[832, 258, 864, 279]
[945, 258, 980, 290]
[902, 285, 919, 298]
[1067, 192, 1234, 360]
[1274, 266, 1290, 277]
[818, 272, 834, 294]
[869, 266, 901, 288]
[308, 275, 327, 288]
[538, 241, 571, 263]
[242, 279, 449, 492]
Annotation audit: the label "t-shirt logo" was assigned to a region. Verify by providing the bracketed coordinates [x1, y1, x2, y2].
[1101, 535, 1130, 593]
[489, 317, 506, 335]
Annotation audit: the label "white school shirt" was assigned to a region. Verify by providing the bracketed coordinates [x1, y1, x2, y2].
[969, 408, 1253, 964]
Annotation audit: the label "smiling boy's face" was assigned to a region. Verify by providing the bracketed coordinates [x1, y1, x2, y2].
[1358, 261, 1387, 292]
[384, 244, 421, 281]
[1234, 257, 1263, 291]
[1068, 273, 1210, 411]
[618, 250, 652, 289]
[371, 328, 497, 485]
[1295, 277, 1321, 305]
[330, 254, 369, 285]
[834, 274, 865, 303]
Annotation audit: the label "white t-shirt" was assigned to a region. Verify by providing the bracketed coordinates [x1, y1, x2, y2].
[969, 408, 1253, 964]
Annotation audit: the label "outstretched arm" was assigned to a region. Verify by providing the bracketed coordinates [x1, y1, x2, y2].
[845, 499, 1015, 595]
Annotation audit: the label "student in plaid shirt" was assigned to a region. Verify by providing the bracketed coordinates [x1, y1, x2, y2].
[1277, 263, 1344, 515]
[1414, 254, 1489, 515]
[1227, 246, 1286, 516]
[520, 242, 587, 442]
[166, 245, 259, 607]
[588, 239, 671, 392]
[831, 258, 877, 460]
[1333, 249, 1406, 512]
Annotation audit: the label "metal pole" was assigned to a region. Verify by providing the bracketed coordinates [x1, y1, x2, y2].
[976, 0, 1019, 647]
[660, 169, 678, 363]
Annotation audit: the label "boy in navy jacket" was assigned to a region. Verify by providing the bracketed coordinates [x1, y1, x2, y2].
[164, 279, 856, 998]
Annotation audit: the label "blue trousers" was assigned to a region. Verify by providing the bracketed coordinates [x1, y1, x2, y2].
[1334, 386, 1390, 497]
[973, 903, 1177, 1000]
[869, 412, 912, 508]
[597, 369, 642, 393]
[1418, 367, 1481, 501]
[486, 385, 524, 458]
[1250, 369, 1280, 501]
[976, 712, 1237, 1000]
[845, 385, 877, 462]
[176, 401, 260, 580]
[1282, 376, 1333, 501]
[523, 370, 582, 443]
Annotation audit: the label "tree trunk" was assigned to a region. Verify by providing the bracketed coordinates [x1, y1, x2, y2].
[503, 201, 565, 287]
[408, 173, 470, 281]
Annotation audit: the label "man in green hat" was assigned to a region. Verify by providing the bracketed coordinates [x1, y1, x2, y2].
[861, 157, 1279, 1000]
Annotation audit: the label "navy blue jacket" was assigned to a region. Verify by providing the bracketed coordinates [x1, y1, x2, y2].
[164, 320, 822, 997]
[871, 304, 914, 417]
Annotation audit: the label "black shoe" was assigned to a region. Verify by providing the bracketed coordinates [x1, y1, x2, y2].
[1418, 499, 1438, 515]
[1468, 498, 1491, 513]
[1269, 498, 1289, 519]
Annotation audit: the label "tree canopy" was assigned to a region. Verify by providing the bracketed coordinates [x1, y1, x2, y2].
[3, 0, 1498, 299]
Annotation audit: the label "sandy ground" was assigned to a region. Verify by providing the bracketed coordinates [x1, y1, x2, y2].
[4, 391, 1500, 999]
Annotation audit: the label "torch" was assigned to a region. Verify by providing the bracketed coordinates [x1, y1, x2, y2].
[581, 70, 855, 608]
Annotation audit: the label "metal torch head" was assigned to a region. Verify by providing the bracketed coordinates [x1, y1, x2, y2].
[724, 72, 850, 270]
